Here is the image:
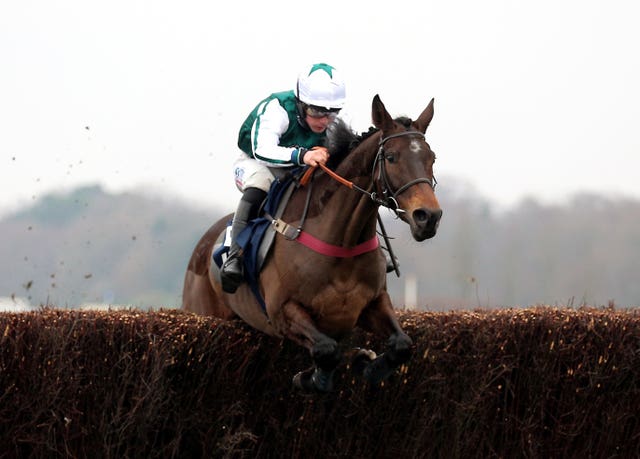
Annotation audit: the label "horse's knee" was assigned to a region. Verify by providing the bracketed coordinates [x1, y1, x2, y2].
[311, 338, 341, 370]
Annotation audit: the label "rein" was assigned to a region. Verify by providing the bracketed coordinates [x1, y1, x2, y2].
[270, 130, 435, 260]
[269, 172, 380, 258]
[312, 130, 436, 216]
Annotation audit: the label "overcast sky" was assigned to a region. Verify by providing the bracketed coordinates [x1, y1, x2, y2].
[1, 0, 639, 218]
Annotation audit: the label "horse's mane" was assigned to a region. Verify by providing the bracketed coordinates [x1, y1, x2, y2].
[308, 116, 415, 215]
[325, 116, 414, 169]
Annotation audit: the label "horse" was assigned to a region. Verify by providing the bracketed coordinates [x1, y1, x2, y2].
[182, 95, 442, 392]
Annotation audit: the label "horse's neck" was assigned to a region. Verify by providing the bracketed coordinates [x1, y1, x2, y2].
[303, 136, 380, 246]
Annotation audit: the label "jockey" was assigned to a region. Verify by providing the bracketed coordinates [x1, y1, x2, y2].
[221, 63, 346, 293]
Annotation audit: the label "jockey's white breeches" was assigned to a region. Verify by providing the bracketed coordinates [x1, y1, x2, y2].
[233, 153, 291, 193]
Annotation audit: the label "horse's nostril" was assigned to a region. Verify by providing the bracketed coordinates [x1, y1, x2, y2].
[413, 209, 430, 224]
[413, 208, 443, 225]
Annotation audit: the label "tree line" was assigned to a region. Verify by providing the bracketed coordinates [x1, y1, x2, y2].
[1, 182, 638, 310]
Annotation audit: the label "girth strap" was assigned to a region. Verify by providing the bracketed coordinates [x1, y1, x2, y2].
[270, 217, 379, 258]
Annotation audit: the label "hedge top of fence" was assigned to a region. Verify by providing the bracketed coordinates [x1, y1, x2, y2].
[1, 305, 639, 458]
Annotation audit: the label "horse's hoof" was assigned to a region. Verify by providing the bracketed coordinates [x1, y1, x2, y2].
[351, 348, 377, 377]
[293, 369, 315, 392]
[388, 333, 413, 364]
[363, 353, 399, 386]
[311, 369, 334, 393]
[293, 372, 308, 390]
[292, 368, 334, 393]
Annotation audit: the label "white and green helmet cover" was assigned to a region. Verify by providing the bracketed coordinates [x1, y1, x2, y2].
[296, 63, 346, 110]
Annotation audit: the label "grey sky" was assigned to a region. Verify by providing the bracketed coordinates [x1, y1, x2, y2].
[2, 0, 639, 217]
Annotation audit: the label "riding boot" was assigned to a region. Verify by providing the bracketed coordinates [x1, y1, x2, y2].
[221, 187, 266, 293]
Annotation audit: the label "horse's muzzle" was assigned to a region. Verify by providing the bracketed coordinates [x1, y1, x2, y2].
[410, 207, 443, 241]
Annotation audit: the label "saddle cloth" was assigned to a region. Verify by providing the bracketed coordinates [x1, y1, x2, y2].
[212, 169, 302, 308]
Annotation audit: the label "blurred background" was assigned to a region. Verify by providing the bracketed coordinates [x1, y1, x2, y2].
[2, 0, 639, 310]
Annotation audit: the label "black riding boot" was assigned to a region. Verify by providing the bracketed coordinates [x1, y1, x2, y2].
[221, 187, 266, 293]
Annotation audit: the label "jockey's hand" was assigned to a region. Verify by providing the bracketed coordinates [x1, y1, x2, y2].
[303, 146, 329, 167]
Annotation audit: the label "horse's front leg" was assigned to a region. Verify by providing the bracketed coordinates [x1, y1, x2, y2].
[355, 292, 413, 385]
[280, 301, 341, 393]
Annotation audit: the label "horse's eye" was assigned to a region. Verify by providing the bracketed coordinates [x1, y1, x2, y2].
[385, 153, 396, 163]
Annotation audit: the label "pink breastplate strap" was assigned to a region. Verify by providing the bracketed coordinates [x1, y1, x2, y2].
[296, 231, 379, 258]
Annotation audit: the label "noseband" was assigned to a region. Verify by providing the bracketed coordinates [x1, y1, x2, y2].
[371, 130, 437, 216]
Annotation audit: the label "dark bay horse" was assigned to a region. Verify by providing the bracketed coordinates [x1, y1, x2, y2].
[182, 95, 442, 392]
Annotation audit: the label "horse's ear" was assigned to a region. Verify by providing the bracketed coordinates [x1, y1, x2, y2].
[414, 98, 435, 133]
[372, 94, 395, 132]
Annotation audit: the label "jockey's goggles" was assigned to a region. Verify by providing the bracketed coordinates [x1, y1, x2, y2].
[304, 104, 341, 119]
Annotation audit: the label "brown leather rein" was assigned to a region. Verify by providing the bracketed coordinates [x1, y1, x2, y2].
[301, 130, 436, 216]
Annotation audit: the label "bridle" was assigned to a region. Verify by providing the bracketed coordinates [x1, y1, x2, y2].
[310, 129, 437, 217]
[370, 130, 437, 216]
